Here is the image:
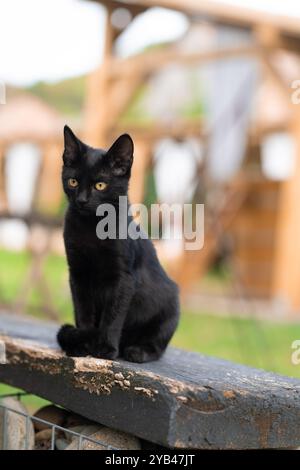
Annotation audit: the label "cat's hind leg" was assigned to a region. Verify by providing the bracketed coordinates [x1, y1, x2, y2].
[121, 310, 179, 363]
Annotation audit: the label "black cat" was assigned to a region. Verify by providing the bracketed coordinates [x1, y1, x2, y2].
[57, 126, 180, 363]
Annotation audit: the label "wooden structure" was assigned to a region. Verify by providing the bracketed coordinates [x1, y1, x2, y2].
[83, 0, 300, 315]
[0, 94, 65, 318]
[0, 94, 64, 214]
[1, 312, 300, 449]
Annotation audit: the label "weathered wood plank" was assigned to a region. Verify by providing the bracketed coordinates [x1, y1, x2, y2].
[0, 312, 300, 449]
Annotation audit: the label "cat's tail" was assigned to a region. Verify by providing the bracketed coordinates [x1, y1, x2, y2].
[57, 324, 97, 356]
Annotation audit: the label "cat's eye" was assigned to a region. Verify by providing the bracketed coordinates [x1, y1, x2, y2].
[68, 178, 78, 188]
[95, 182, 107, 191]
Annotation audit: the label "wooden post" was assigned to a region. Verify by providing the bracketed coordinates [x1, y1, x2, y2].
[255, 25, 300, 314]
[84, 6, 146, 149]
[272, 112, 300, 314]
[35, 142, 63, 215]
[84, 6, 115, 147]
[128, 138, 152, 205]
[0, 143, 7, 211]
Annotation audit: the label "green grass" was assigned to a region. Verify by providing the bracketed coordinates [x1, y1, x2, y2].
[0, 384, 50, 413]
[172, 311, 300, 378]
[0, 249, 72, 324]
[1, 248, 300, 410]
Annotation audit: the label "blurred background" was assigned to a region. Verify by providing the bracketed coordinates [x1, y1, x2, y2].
[1, 0, 300, 381]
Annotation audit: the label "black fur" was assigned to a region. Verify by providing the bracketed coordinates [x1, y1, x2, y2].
[57, 126, 180, 363]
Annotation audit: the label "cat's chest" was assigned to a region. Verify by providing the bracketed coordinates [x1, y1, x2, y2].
[64, 217, 129, 280]
[65, 235, 122, 280]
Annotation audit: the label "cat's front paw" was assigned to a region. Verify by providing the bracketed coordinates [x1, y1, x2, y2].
[64, 345, 90, 357]
[92, 342, 118, 360]
[122, 346, 156, 363]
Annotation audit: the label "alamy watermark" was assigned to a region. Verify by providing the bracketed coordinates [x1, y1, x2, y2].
[291, 80, 300, 105]
[0, 340, 6, 364]
[0, 81, 6, 105]
[95, 197, 204, 251]
[291, 340, 300, 365]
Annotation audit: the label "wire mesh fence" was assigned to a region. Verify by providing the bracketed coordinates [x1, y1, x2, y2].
[0, 392, 120, 450]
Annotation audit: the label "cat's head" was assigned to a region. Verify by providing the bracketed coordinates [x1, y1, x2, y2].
[62, 125, 134, 215]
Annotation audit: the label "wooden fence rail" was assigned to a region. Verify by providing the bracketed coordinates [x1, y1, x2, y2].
[0, 312, 300, 449]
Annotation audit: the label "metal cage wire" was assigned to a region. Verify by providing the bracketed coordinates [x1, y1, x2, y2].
[0, 393, 120, 450]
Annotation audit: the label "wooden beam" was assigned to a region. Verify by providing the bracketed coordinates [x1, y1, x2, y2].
[108, 45, 258, 80]
[104, 74, 147, 133]
[0, 212, 62, 229]
[112, 119, 204, 141]
[280, 34, 300, 56]
[91, 0, 147, 16]
[90, 0, 300, 39]
[1, 313, 300, 448]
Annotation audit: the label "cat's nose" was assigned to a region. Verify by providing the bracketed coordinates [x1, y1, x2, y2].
[76, 194, 88, 207]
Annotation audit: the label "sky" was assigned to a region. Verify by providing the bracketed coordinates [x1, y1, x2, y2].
[1, 0, 300, 87]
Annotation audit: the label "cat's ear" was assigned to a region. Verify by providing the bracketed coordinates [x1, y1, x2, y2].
[107, 134, 134, 176]
[63, 125, 82, 166]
